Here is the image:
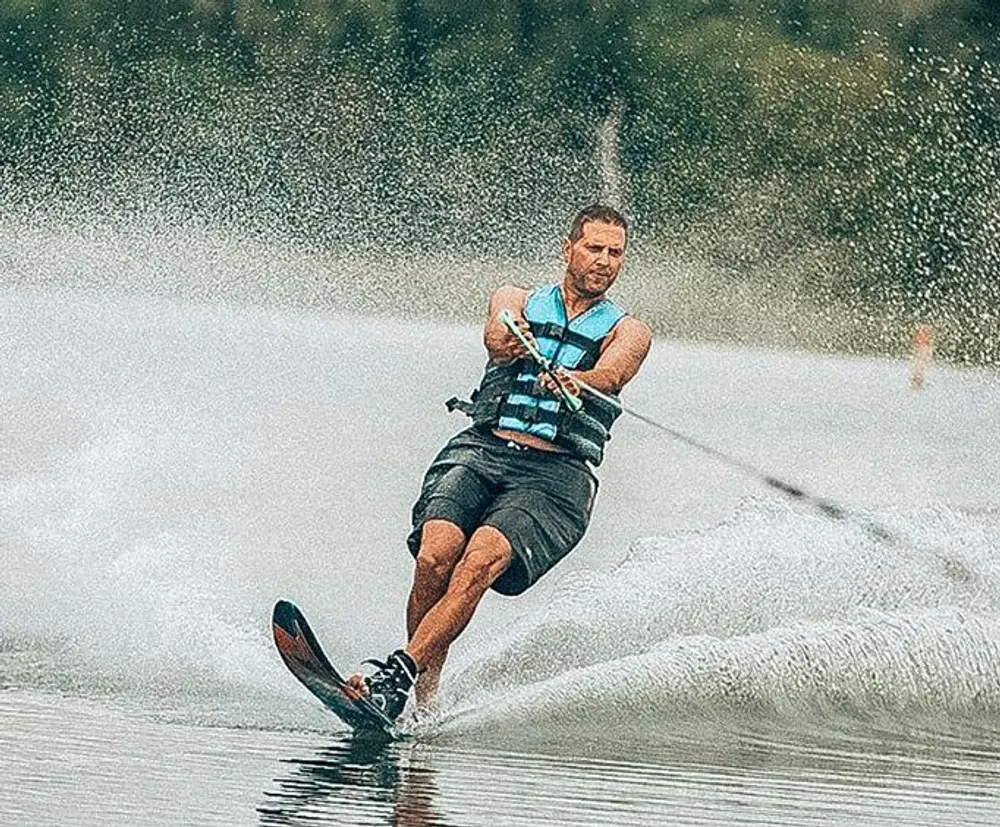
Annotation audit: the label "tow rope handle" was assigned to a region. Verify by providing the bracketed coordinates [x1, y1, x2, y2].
[499, 309, 584, 412]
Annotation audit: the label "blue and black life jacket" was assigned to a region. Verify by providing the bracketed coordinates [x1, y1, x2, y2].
[448, 284, 627, 466]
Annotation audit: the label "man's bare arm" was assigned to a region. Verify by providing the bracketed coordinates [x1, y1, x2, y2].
[573, 317, 652, 394]
[484, 285, 530, 362]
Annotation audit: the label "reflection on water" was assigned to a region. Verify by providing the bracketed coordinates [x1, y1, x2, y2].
[258, 720, 1000, 827]
[4, 684, 1000, 827]
[259, 736, 447, 827]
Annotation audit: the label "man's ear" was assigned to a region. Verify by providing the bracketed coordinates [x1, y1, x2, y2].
[561, 236, 572, 263]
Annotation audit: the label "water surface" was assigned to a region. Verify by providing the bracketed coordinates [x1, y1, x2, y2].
[3, 284, 999, 825]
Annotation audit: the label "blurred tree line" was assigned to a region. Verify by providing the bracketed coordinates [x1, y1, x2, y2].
[1, 0, 998, 362]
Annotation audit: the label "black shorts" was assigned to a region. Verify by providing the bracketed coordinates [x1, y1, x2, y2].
[407, 427, 598, 595]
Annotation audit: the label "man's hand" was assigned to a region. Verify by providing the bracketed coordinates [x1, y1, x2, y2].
[505, 315, 540, 361]
[538, 366, 582, 402]
[487, 309, 540, 363]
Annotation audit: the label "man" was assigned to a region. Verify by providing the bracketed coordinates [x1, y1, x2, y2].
[349, 204, 652, 720]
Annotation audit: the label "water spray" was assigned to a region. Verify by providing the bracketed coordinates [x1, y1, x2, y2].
[500, 310, 971, 582]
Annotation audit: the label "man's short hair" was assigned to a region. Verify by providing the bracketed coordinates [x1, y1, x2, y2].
[568, 204, 628, 243]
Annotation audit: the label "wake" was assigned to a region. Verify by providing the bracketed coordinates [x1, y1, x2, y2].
[439, 501, 1000, 736]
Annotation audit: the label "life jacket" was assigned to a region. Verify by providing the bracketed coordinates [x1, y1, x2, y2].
[447, 284, 627, 466]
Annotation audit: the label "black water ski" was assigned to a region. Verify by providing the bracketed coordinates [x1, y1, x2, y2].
[272, 600, 399, 739]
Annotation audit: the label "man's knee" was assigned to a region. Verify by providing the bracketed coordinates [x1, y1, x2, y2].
[415, 519, 466, 583]
[450, 526, 512, 594]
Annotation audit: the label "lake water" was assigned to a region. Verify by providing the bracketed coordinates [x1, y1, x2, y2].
[2, 279, 999, 826]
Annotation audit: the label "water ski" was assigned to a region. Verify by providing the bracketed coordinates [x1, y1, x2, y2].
[271, 599, 400, 740]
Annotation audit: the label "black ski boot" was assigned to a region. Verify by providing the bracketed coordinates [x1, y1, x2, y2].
[362, 650, 418, 722]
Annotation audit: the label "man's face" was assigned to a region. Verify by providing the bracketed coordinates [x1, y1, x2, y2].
[562, 220, 627, 299]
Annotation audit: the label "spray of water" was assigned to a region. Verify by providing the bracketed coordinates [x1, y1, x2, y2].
[440, 503, 1000, 742]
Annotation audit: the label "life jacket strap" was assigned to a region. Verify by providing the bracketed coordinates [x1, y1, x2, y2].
[445, 396, 475, 416]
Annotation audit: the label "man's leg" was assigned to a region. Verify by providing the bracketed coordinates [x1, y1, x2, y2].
[406, 519, 467, 705]
[405, 525, 512, 679]
[347, 523, 509, 711]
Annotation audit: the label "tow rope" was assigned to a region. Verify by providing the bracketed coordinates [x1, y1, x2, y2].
[500, 309, 971, 581]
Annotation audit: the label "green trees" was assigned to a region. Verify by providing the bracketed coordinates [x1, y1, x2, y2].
[2, 1, 997, 362]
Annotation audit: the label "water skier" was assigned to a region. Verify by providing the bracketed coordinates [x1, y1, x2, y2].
[349, 204, 653, 721]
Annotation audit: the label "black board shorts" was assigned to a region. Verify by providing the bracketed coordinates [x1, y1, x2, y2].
[407, 426, 598, 596]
